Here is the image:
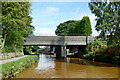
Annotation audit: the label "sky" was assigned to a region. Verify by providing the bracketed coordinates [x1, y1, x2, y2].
[30, 2, 100, 36]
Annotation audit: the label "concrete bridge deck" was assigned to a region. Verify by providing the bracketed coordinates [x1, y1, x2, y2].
[23, 36, 95, 46]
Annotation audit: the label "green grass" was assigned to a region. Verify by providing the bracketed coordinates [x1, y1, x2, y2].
[1, 55, 39, 78]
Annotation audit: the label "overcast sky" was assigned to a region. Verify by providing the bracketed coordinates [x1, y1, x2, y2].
[31, 2, 100, 36]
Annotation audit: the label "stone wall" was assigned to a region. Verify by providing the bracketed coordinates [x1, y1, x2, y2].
[0, 52, 24, 60]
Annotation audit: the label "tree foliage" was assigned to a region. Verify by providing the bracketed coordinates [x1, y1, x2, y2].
[89, 1, 120, 44]
[55, 20, 77, 36]
[2, 2, 34, 53]
[73, 16, 92, 36]
[55, 16, 92, 36]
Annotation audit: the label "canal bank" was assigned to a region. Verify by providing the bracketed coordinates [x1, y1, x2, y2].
[1, 55, 39, 78]
[14, 54, 120, 78]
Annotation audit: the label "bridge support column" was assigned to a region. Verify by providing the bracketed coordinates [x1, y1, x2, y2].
[56, 46, 61, 59]
[56, 45, 66, 59]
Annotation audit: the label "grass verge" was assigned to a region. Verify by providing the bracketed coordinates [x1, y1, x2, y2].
[0, 55, 39, 78]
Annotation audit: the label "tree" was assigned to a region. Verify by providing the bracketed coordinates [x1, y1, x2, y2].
[55, 20, 77, 36]
[2, 2, 34, 52]
[73, 16, 92, 36]
[55, 16, 92, 36]
[89, 1, 120, 44]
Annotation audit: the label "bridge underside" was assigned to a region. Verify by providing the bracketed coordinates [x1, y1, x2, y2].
[23, 45, 87, 59]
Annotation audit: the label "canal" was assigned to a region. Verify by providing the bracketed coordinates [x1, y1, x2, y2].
[14, 54, 120, 78]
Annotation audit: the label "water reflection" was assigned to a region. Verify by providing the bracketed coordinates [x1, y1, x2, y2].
[36, 54, 55, 70]
[14, 54, 119, 78]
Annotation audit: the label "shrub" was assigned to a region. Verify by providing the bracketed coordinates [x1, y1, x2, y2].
[84, 40, 120, 65]
[1, 55, 39, 78]
[86, 40, 107, 52]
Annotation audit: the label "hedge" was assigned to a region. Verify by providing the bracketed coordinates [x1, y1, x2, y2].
[0, 55, 39, 78]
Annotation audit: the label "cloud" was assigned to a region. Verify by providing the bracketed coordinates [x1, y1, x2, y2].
[34, 27, 56, 36]
[32, 7, 60, 36]
[44, 7, 59, 15]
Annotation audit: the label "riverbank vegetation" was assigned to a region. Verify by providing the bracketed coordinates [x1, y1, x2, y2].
[0, 55, 39, 78]
[84, 40, 120, 65]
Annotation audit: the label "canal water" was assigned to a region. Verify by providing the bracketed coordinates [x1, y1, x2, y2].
[14, 54, 120, 78]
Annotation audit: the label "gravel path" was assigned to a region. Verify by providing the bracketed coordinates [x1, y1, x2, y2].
[0, 55, 29, 65]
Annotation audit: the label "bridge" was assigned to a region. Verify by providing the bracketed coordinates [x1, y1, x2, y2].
[23, 36, 95, 58]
